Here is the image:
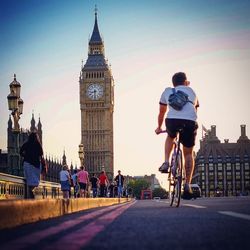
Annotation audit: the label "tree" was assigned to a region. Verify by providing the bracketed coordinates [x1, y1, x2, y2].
[127, 179, 150, 199]
[152, 187, 168, 199]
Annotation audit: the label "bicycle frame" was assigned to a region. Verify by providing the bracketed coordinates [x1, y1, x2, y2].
[160, 130, 185, 207]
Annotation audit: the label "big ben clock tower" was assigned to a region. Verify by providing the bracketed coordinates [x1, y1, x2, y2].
[79, 9, 114, 180]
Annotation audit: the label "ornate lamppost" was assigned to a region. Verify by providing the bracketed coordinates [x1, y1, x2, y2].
[7, 74, 24, 176]
[78, 143, 84, 167]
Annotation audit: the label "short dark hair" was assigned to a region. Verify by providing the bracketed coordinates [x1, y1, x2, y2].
[172, 72, 187, 87]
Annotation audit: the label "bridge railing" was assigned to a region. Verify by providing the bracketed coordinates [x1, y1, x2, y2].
[0, 172, 62, 199]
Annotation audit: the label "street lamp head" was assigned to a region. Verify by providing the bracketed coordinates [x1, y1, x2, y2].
[18, 98, 24, 114]
[7, 90, 18, 110]
[79, 144, 84, 152]
[78, 151, 84, 159]
[9, 74, 21, 98]
[78, 143, 84, 166]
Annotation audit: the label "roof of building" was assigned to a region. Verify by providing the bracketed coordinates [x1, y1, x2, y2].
[84, 54, 108, 69]
[89, 12, 103, 45]
[196, 125, 250, 163]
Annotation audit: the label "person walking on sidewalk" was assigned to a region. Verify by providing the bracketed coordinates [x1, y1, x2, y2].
[72, 169, 79, 198]
[20, 132, 44, 199]
[77, 166, 89, 197]
[99, 170, 109, 197]
[114, 170, 125, 198]
[90, 173, 99, 198]
[59, 165, 71, 199]
[155, 72, 199, 198]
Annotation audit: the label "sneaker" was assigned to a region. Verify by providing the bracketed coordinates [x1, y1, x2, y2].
[182, 183, 193, 199]
[159, 162, 169, 173]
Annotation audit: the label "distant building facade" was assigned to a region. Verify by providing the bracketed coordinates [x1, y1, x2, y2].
[126, 174, 161, 190]
[193, 125, 250, 197]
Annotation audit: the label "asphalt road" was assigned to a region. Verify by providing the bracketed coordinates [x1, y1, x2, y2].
[1, 197, 250, 250]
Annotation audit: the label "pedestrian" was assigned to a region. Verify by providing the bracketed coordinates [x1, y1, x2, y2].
[71, 169, 79, 198]
[77, 166, 89, 197]
[67, 169, 73, 198]
[20, 132, 44, 199]
[114, 170, 125, 198]
[59, 165, 71, 199]
[90, 173, 99, 198]
[155, 72, 199, 198]
[99, 170, 109, 197]
[109, 181, 115, 198]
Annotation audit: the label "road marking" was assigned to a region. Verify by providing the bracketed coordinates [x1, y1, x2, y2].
[155, 200, 206, 209]
[218, 211, 250, 221]
[1, 201, 136, 250]
[182, 204, 206, 209]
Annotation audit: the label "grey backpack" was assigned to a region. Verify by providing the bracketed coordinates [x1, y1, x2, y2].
[168, 88, 193, 111]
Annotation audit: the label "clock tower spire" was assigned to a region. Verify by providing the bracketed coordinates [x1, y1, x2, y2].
[79, 8, 114, 180]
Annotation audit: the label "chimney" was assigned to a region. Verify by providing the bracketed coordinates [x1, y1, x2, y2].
[241, 125, 246, 137]
[211, 125, 216, 137]
[237, 124, 250, 143]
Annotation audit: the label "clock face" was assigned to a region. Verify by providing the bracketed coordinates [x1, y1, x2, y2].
[86, 83, 104, 100]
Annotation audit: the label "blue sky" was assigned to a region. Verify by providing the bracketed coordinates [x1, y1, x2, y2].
[1, 0, 250, 183]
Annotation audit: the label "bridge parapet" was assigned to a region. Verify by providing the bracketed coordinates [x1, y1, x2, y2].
[0, 172, 62, 199]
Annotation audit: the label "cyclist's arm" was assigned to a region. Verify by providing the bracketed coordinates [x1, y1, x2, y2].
[155, 104, 167, 134]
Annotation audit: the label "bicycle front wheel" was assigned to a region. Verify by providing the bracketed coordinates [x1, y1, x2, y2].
[168, 171, 175, 206]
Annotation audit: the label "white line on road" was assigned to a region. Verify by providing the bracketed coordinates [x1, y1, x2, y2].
[218, 211, 250, 221]
[155, 200, 206, 208]
[182, 204, 206, 209]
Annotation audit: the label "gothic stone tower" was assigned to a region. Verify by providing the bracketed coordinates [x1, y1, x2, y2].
[79, 10, 114, 180]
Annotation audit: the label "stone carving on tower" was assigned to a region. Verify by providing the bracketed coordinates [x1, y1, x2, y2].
[79, 8, 114, 180]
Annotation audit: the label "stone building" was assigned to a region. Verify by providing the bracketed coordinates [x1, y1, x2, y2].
[0, 113, 66, 183]
[193, 125, 250, 197]
[79, 9, 114, 180]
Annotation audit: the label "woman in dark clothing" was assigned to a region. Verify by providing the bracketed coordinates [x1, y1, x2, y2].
[20, 132, 44, 198]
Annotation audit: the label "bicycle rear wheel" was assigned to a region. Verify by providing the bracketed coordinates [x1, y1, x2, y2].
[169, 151, 183, 207]
[173, 151, 183, 207]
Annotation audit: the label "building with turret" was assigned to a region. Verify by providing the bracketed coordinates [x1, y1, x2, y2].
[193, 125, 250, 197]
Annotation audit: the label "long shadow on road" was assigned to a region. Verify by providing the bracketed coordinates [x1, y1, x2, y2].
[0, 198, 250, 250]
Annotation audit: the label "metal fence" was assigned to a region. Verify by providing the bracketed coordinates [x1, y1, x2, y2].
[0, 172, 62, 199]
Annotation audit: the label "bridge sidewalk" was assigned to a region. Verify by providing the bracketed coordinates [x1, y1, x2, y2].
[0, 197, 131, 229]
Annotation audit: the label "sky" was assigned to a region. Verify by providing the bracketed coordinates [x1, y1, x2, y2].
[1, 0, 250, 187]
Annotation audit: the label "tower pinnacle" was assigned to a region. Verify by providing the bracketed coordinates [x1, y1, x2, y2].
[95, 4, 98, 17]
[89, 6, 102, 45]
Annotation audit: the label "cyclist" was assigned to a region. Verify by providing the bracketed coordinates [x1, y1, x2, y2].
[155, 72, 199, 198]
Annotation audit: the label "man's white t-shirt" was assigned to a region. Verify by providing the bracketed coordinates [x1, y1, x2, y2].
[159, 85, 198, 122]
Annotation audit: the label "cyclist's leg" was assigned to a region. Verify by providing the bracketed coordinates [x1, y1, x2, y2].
[164, 135, 175, 163]
[182, 146, 194, 184]
[165, 118, 177, 163]
[180, 120, 198, 183]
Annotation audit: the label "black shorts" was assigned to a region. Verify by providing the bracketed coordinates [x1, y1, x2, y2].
[79, 182, 87, 190]
[165, 118, 198, 148]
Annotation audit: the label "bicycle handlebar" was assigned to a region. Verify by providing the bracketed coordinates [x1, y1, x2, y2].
[158, 130, 167, 134]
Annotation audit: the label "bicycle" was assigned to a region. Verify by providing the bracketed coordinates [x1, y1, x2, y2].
[160, 129, 186, 207]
